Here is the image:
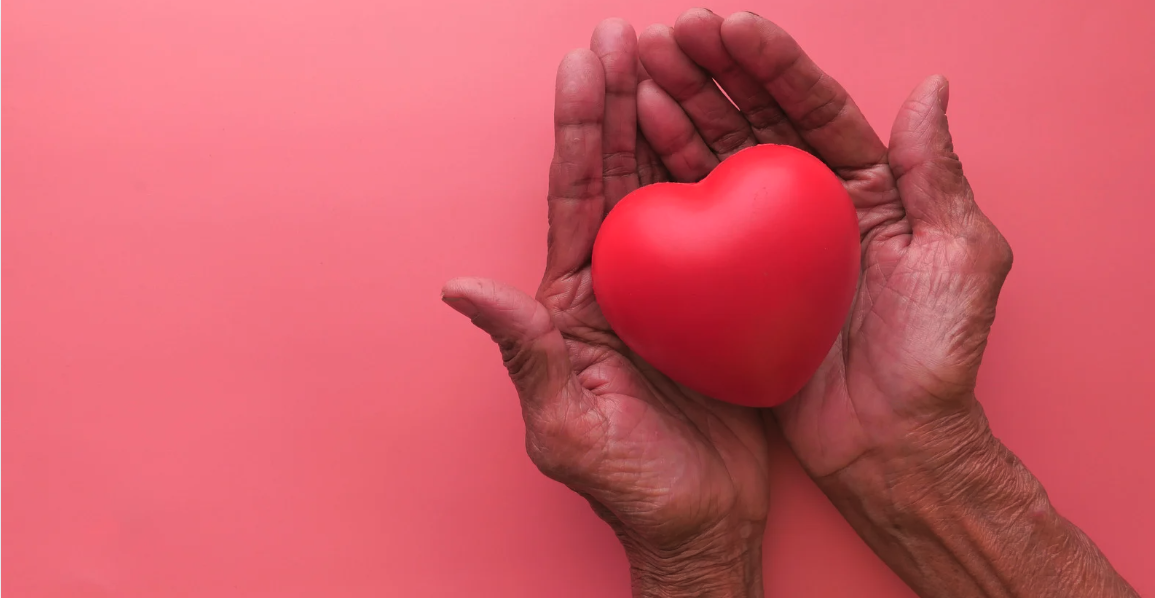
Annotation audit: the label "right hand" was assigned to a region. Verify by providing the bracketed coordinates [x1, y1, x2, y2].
[442, 18, 770, 597]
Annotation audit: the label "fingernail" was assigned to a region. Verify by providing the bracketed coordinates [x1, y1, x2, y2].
[936, 77, 950, 111]
[442, 295, 479, 318]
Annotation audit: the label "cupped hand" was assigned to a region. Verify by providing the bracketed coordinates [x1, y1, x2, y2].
[636, 9, 1014, 483]
[442, 19, 769, 591]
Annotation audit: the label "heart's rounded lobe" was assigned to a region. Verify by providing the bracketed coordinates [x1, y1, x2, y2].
[591, 144, 859, 407]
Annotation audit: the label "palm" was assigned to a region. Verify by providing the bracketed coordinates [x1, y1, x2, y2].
[631, 10, 1012, 482]
[779, 199, 935, 478]
[783, 202, 1010, 477]
[776, 207, 909, 478]
[539, 266, 770, 543]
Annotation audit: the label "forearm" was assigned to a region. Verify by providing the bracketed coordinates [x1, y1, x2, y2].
[819, 404, 1138, 598]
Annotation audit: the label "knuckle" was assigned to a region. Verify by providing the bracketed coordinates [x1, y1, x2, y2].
[993, 231, 1014, 274]
[525, 431, 565, 476]
[710, 128, 753, 157]
[523, 420, 579, 481]
[744, 102, 789, 131]
[669, 73, 713, 102]
[969, 221, 1013, 275]
[602, 151, 637, 179]
[637, 160, 662, 186]
[498, 337, 540, 388]
[944, 217, 1013, 283]
[793, 82, 848, 133]
[549, 160, 603, 201]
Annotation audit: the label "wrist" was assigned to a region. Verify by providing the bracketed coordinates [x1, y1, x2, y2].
[815, 400, 1056, 596]
[810, 399, 1139, 598]
[621, 519, 764, 598]
[819, 397, 1046, 514]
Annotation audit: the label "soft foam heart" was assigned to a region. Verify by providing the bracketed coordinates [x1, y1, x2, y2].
[591, 144, 859, 407]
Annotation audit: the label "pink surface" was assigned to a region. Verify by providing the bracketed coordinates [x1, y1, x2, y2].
[3, 0, 1154, 596]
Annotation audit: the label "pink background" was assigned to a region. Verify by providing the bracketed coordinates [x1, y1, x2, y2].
[4, 0, 1154, 596]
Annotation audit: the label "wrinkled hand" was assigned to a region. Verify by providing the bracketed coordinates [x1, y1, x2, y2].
[635, 10, 1013, 486]
[442, 19, 768, 596]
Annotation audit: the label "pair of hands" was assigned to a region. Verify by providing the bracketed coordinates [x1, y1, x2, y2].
[443, 9, 1012, 594]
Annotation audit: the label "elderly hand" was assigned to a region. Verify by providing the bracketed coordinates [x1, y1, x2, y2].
[636, 10, 1137, 598]
[443, 18, 770, 598]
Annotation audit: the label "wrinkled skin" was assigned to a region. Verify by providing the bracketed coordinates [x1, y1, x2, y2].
[442, 9, 1012, 566]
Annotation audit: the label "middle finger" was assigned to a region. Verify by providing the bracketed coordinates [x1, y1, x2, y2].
[672, 8, 808, 150]
[639, 24, 756, 160]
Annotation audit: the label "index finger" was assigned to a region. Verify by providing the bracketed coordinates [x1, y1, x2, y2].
[545, 49, 606, 281]
[591, 18, 641, 210]
[719, 12, 886, 171]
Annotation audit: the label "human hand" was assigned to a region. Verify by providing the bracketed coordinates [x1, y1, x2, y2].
[636, 8, 1012, 491]
[636, 11, 1137, 598]
[443, 18, 768, 598]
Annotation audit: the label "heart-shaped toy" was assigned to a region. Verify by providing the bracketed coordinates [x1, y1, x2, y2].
[591, 144, 859, 407]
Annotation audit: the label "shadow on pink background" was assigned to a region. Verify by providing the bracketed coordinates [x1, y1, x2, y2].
[4, 0, 1154, 596]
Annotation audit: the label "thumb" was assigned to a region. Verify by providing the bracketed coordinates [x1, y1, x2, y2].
[441, 277, 575, 407]
[888, 75, 976, 233]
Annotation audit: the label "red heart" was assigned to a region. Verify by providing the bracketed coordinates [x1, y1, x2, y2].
[591, 144, 860, 407]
